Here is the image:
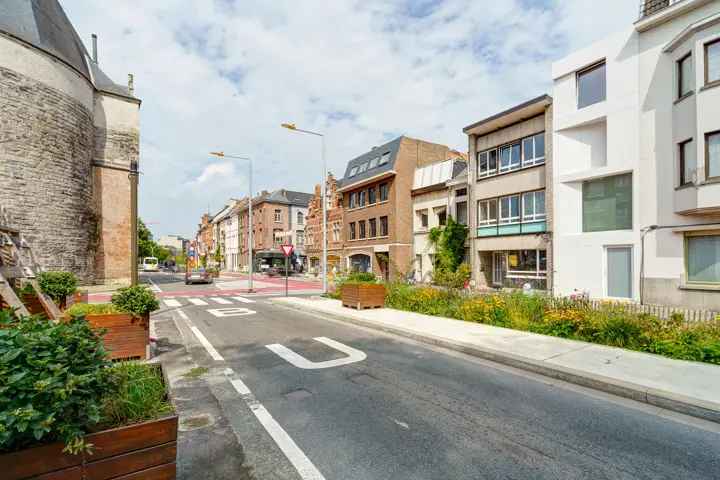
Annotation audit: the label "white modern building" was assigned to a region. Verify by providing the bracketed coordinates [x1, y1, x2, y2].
[552, 0, 720, 308]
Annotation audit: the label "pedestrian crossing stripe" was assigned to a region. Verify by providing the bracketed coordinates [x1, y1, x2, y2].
[188, 298, 208, 305]
[210, 297, 233, 305]
[164, 299, 181, 308]
[163, 296, 257, 308]
[232, 296, 255, 304]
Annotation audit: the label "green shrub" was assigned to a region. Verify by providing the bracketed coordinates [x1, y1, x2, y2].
[432, 263, 471, 289]
[65, 303, 121, 318]
[37, 271, 78, 304]
[99, 362, 172, 429]
[111, 285, 159, 317]
[346, 271, 377, 283]
[0, 309, 110, 453]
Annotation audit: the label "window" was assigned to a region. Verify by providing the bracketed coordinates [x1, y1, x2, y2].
[477, 199, 497, 226]
[379, 183, 389, 202]
[358, 162, 368, 174]
[437, 209, 447, 226]
[686, 235, 720, 284]
[359, 220, 366, 239]
[678, 53, 693, 98]
[349, 192, 357, 209]
[478, 149, 498, 177]
[417, 209, 428, 229]
[499, 143, 521, 172]
[577, 61, 606, 109]
[582, 173, 632, 232]
[456, 201, 468, 225]
[455, 188, 467, 197]
[707, 131, 720, 179]
[379, 152, 390, 165]
[369, 157, 379, 169]
[297, 211, 304, 225]
[368, 186, 377, 204]
[607, 246, 632, 298]
[522, 132, 545, 166]
[679, 139, 694, 186]
[380, 216, 388, 236]
[706, 39, 720, 85]
[506, 250, 547, 278]
[499, 195, 520, 224]
[349, 166, 358, 177]
[359, 190, 366, 207]
[369, 218, 377, 237]
[349, 222, 356, 240]
[296, 231, 305, 246]
[274, 209, 281, 222]
[522, 190, 546, 222]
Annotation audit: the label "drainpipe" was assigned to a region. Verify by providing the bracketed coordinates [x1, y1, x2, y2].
[129, 159, 139, 286]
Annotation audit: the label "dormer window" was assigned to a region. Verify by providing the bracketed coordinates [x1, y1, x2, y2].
[379, 152, 390, 165]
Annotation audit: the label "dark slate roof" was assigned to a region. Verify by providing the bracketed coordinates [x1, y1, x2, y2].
[266, 189, 313, 207]
[338, 136, 403, 188]
[0, 0, 136, 99]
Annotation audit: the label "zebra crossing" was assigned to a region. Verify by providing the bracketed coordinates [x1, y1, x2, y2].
[163, 295, 256, 308]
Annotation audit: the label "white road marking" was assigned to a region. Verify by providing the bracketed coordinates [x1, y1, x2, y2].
[164, 299, 181, 308]
[266, 337, 367, 370]
[392, 419, 409, 430]
[148, 277, 162, 293]
[210, 297, 233, 305]
[207, 307, 257, 317]
[224, 368, 326, 480]
[177, 310, 189, 321]
[188, 298, 208, 306]
[231, 296, 255, 304]
[190, 326, 224, 361]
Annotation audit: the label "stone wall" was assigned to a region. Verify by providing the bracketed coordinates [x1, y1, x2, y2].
[0, 66, 97, 283]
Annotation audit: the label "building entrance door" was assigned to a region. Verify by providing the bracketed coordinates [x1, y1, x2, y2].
[493, 252, 505, 286]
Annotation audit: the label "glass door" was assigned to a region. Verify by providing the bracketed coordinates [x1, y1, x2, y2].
[493, 252, 506, 286]
[607, 246, 632, 298]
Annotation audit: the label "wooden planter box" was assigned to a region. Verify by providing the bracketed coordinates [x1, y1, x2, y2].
[341, 283, 386, 310]
[85, 313, 149, 361]
[20, 293, 46, 316]
[0, 365, 177, 480]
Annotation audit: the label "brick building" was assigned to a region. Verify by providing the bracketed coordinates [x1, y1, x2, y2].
[339, 136, 459, 281]
[305, 173, 344, 275]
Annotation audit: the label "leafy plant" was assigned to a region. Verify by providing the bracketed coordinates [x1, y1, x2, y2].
[428, 216, 468, 273]
[111, 285, 159, 317]
[432, 263, 471, 289]
[65, 303, 121, 318]
[37, 271, 78, 304]
[0, 309, 110, 453]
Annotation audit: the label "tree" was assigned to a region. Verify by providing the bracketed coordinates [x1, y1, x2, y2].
[428, 216, 470, 288]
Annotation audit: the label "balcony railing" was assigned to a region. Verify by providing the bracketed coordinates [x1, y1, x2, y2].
[639, 0, 680, 19]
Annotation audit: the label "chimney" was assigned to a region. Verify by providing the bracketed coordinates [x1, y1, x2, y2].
[91, 34, 98, 63]
[128, 74, 135, 95]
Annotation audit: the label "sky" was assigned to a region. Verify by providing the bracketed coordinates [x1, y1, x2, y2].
[61, 0, 637, 239]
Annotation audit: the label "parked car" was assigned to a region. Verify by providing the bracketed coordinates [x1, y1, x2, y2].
[267, 265, 291, 277]
[185, 267, 213, 285]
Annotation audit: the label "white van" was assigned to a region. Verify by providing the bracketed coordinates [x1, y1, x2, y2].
[142, 257, 159, 272]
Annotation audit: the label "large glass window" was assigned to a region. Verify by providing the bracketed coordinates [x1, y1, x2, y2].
[349, 222, 356, 240]
[679, 139, 694, 186]
[379, 183, 389, 202]
[369, 218, 377, 237]
[456, 201, 468, 226]
[582, 173, 632, 232]
[478, 149, 498, 177]
[607, 246, 632, 298]
[678, 53, 693, 98]
[499, 195, 520, 224]
[706, 39, 720, 85]
[359, 190, 366, 207]
[506, 250, 547, 278]
[522, 190, 546, 222]
[687, 235, 720, 284]
[577, 61, 606, 109]
[359, 220, 366, 239]
[380, 216, 388, 236]
[349, 192, 357, 209]
[522, 133, 545, 167]
[499, 143, 521, 172]
[368, 187, 377, 204]
[478, 199, 497, 226]
[707, 131, 720, 179]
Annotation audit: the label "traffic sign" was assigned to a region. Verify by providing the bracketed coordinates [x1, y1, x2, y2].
[281, 244, 294, 257]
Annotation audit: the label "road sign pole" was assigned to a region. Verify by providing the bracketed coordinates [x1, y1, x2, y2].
[285, 255, 289, 297]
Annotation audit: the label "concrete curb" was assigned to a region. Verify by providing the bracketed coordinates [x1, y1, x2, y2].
[271, 299, 720, 424]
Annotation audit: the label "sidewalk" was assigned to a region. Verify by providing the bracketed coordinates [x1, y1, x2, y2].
[272, 296, 720, 423]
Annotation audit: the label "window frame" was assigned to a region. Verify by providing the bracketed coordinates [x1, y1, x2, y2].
[368, 186, 377, 204]
[359, 190, 366, 207]
[706, 130, 720, 181]
[477, 199, 497, 226]
[379, 183, 389, 202]
[522, 132, 545, 167]
[705, 38, 720, 87]
[437, 209, 447, 226]
[369, 218, 377, 238]
[677, 51, 693, 99]
[679, 138, 694, 186]
[349, 222, 356, 240]
[685, 233, 720, 285]
[521, 190, 546, 222]
[577, 60, 607, 109]
[417, 209, 429, 229]
[455, 200, 468, 226]
[499, 143, 521, 173]
[505, 250, 548, 280]
[582, 173, 633, 232]
[296, 211, 304, 225]
[369, 157, 379, 169]
[379, 152, 391, 165]
[379, 216, 389, 236]
[498, 194, 521, 225]
[349, 192, 357, 209]
[359, 220, 366, 239]
[477, 149, 498, 178]
[358, 162, 368, 174]
[274, 209, 281, 223]
[349, 166, 358, 177]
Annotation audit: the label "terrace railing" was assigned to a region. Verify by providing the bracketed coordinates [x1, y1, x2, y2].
[639, 0, 682, 19]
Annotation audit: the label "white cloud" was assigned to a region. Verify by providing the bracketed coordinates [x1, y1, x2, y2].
[60, 0, 637, 238]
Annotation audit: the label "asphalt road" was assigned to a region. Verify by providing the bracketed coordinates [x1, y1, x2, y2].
[145, 272, 720, 480]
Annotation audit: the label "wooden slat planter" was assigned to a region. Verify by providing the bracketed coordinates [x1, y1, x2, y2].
[0, 414, 178, 480]
[84, 313, 149, 361]
[21, 293, 46, 316]
[341, 283, 386, 309]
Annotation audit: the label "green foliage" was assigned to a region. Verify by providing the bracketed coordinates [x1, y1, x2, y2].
[99, 362, 172, 430]
[111, 286, 159, 317]
[384, 286, 720, 365]
[214, 246, 223, 264]
[0, 309, 110, 453]
[432, 263, 471, 289]
[65, 303, 121, 318]
[37, 271, 78, 304]
[328, 271, 377, 299]
[428, 216, 468, 273]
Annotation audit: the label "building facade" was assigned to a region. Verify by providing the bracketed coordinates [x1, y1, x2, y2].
[412, 159, 468, 283]
[0, 1, 140, 285]
[552, 0, 720, 307]
[465, 95, 554, 291]
[339, 136, 458, 281]
[305, 174, 345, 275]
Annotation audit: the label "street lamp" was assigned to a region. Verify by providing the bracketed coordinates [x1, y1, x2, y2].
[209, 151, 254, 293]
[281, 123, 327, 294]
